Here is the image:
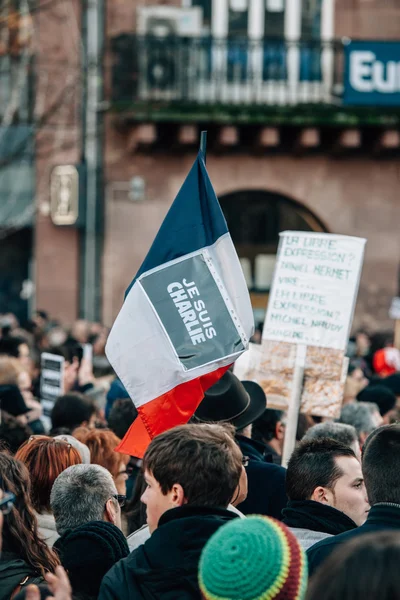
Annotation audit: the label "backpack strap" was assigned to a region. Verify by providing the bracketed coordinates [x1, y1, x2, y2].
[11, 575, 44, 599]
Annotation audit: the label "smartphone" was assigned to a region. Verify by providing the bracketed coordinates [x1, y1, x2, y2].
[82, 343, 93, 363]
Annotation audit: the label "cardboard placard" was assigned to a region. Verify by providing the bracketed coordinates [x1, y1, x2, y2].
[389, 297, 400, 320]
[234, 341, 347, 418]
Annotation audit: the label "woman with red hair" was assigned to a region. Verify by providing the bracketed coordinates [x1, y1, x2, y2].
[74, 428, 130, 496]
[15, 436, 82, 547]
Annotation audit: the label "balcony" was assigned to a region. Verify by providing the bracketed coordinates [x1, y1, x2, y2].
[110, 36, 400, 127]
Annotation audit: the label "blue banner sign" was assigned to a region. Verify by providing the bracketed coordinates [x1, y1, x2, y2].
[344, 41, 400, 106]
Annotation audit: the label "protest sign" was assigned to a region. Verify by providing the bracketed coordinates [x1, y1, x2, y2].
[389, 297, 400, 320]
[236, 232, 365, 465]
[300, 347, 348, 417]
[234, 340, 347, 418]
[140, 252, 246, 372]
[234, 341, 295, 410]
[263, 232, 366, 351]
[40, 352, 65, 431]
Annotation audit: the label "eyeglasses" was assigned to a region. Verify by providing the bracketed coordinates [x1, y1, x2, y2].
[242, 456, 249, 468]
[112, 494, 126, 508]
[0, 492, 16, 515]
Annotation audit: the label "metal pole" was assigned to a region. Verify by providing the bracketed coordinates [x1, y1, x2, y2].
[83, 0, 101, 321]
[200, 130, 207, 164]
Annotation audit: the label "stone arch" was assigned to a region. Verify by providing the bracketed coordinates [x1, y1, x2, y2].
[219, 189, 329, 320]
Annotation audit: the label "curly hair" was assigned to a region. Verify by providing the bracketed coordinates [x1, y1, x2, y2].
[15, 436, 82, 513]
[73, 428, 129, 478]
[0, 451, 60, 575]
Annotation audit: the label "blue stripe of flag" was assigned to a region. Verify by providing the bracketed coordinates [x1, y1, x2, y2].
[125, 151, 228, 298]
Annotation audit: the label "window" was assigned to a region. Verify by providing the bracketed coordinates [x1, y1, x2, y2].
[264, 0, 285, 38]
[301, 0, 322, 38]
[191, 0, 212, 28]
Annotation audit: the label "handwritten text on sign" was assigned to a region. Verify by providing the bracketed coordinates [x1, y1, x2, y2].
[263, 232, 366, 350]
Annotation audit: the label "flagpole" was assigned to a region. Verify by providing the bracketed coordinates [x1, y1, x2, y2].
[200, 130, 207, 164]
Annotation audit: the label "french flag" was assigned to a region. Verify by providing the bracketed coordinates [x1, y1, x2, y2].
[106, 151, 254, 458]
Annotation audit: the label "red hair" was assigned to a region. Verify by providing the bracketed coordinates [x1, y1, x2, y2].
[73, 427, 129, 478]
[15, 435, 82, 513]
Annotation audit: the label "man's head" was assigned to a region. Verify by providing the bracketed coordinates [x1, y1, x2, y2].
[71, 320, 90, 344]
[0, 335, 30, 370]
[141, 423, 243, 533]
[51, 393, 97, 434]
[357, 385, 397, 424]
[344, 365, 368, 402]
[383, 373, 400, 403]
[194, 372, 266, 437]
[286, 438, 369, 526]
[252, 409, 286, 456]
[339, 402, 383, 446]
[303, 421, 361, 460]
[50, 464, 122, 534]
[362, 424, 400, 506]
[108, 398, 138, 440]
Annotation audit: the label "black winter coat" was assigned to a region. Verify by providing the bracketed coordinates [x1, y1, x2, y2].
[307, 504, 400, 576]
[99, 505, 238, 600]
[236, 435, 287, 520]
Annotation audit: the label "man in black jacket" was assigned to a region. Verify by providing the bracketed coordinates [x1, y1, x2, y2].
[282, 438, 369, 550]
[99, 423, 243, 600]
[307, 424, 400, 575]
[195, 371, 287, 520]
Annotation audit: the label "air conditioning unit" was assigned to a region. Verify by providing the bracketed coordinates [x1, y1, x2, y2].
[137, 6, 203, 38]
[136, 6, 203, 100]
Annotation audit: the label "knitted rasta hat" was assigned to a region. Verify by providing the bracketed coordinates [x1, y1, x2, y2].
[199, 516, 308, 600]
[54, 521, 129, 596]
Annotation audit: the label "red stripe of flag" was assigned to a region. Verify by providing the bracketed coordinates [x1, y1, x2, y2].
[115, 365, 231, 458]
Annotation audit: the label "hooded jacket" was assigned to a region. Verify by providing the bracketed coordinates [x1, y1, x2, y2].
[282, 500, 357, 550]
[0, 552, 42, 600]
[99, 505, 238, 600]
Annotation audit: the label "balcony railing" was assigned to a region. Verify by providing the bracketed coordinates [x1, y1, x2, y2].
[111, 36, 345, 109]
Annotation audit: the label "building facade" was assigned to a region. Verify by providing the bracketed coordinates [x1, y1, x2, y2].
[1, 0, 400, 330]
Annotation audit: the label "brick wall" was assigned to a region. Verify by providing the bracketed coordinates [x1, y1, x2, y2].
[33, 0, 82, 324]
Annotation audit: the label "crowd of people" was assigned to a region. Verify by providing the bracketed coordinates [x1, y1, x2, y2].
[0, 310, 400, 599]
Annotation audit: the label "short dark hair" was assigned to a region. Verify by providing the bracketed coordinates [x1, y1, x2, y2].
[252, 409, 285, 443]
[51, 393, 96, 433]
[143, 423, 242, 508]
[108, 398, 137, 440]
[0, 415, 32, 454]
[48, 343, 83, 365]
[357, 385, 396, 417]
[306, 531, 400, 600]
[362, 424, 400, 505]
[286, 438, 356, 501]
[0, 336, 27, 358]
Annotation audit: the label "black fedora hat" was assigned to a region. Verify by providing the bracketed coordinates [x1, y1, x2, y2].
[194, 371, 267, 431]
